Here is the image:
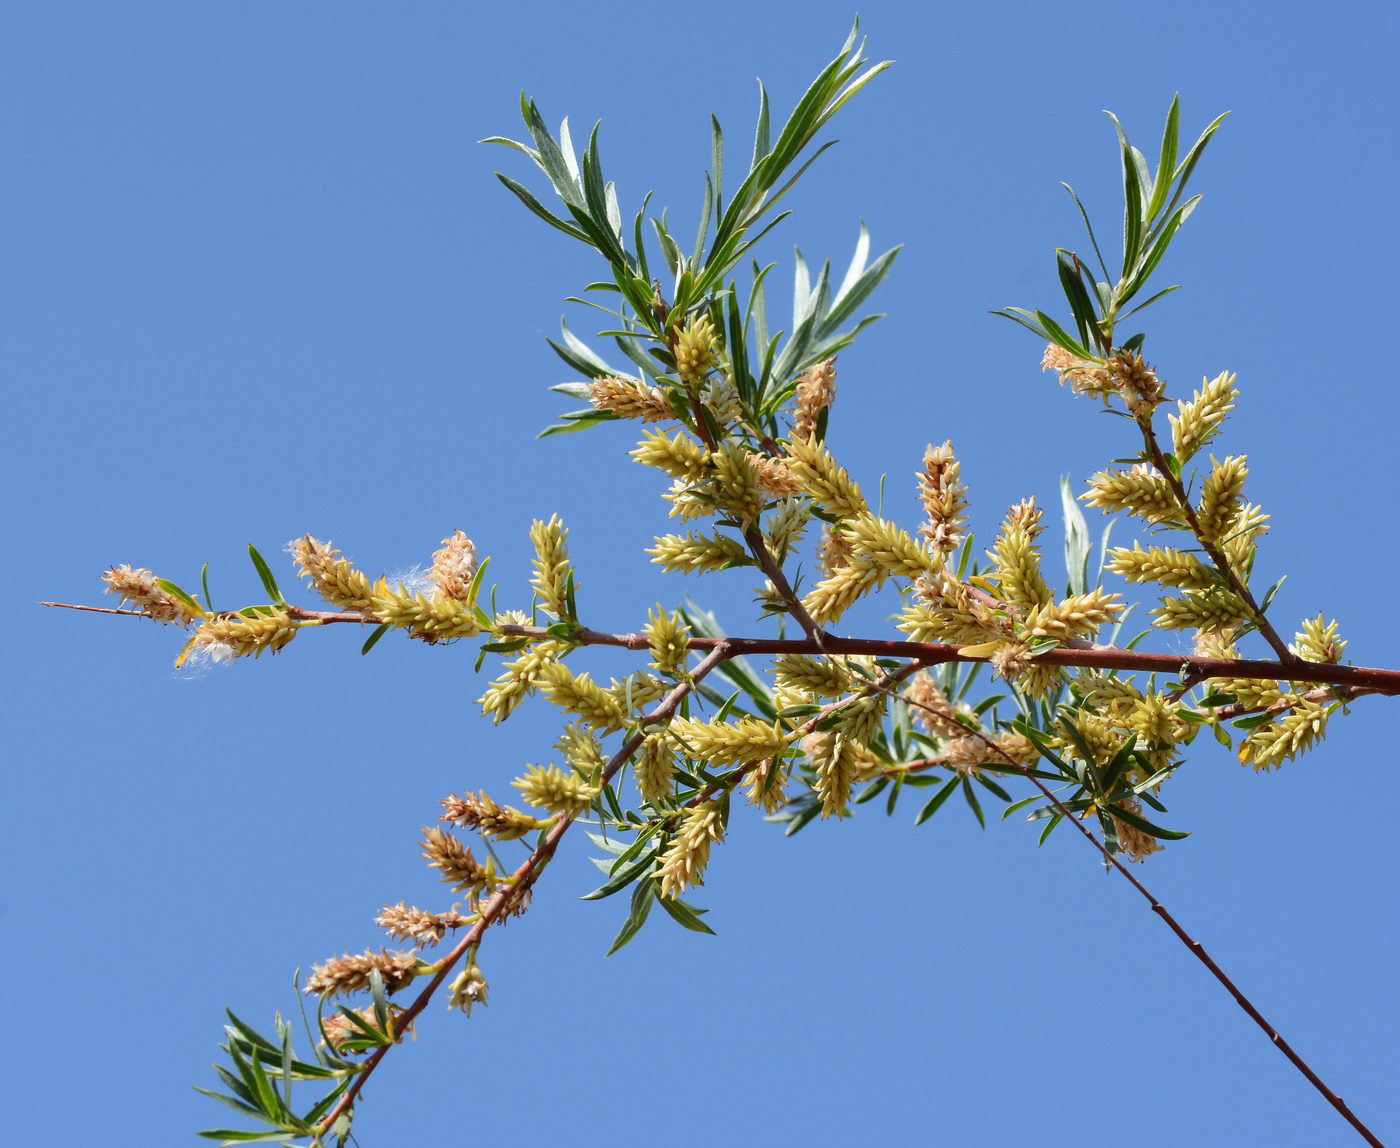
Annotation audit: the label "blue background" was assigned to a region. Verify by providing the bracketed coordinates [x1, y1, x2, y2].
[8, 2, 1397, 1144]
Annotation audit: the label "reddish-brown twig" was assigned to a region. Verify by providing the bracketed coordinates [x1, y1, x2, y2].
[312, 642, 731, 1136]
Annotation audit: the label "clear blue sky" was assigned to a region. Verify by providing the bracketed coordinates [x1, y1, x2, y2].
[8, 2, 1398, 1144]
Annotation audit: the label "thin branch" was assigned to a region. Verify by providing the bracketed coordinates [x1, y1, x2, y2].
[42, 601, 1400, 695]
[742, 523, 824, 642]
[313, 642, 731, 1136]
[892, 687, 1386, 1147]
[1136, 416, 1296, 662]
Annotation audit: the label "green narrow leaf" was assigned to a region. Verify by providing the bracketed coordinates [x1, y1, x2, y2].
[156, 578, 205, 617]
[246, 545, 285, 605]
[658, 895, 718, 935]
[914, 774, 961, 825]
[606, 879, 656, 955]
[1060, 474, 1091, 595]
[360, 623, 390, 655]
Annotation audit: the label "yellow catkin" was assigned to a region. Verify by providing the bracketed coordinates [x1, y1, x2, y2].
[101, 564, 205, 624]
[801, 563, 886, 626]
[429, 531, 479, 601]
[190, 611, 298, 660]
[478, 641, 561, 724]
[1022, 590, 1123, 639]
[647, 531, 748, 574]
[674, 313, 717, 385]
[989, 499, 1051, 609]
[1105, 542, 1214, 589]
[536, 662, 627, 732]
[371, 584, 482, 641]
[644, 605, 691, 676]
[1081, 466, 1180, 524]
[439, 790, 547, 841]
[1292, 615, 1346, 664]
[512, 764, 598, 818]
[1170, 371, 1237, 462]
[631, 429, 711, 480]
[1238, 701, 1329, 771]
[667, 716, 790, 765]
[844, 513, 941, 580]
[589, 376, 675, 422]
[635, 733, 676, 806]
[1196, 455, 1247, 542]
[771, 654, 853, 697]
[791, 358, 837, 443]
[289, 536, 378, 613]
[655, 801, 724, 897]
[783, 438, 868, 519]
[529, 514, 573, 619]
[916, 441, 969, 556]
[710, 441, 767, 523]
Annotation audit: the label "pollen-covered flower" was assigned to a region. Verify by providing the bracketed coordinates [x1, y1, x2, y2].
[989, 498, 1051, 609]
[1110, 798, 1165, 863]
[644, 605, 691, 676]
[529, 514, 574, 619]
[1292, 615, 1346, 665]
[1170, 371, 1237, 462]
[1238, 700, 1329, 771]
[537, 662, 627, 732]
[320, 1004, 405, 1053]
[1107, 350, 1164, 415]
[667, 716, 791, 765]
[635, 732, 676, 806]
[655, 801, 724, 897]
[791, 358, 837, 443]
[305, 948, 420, 998]
[902, 672, 972, 738]
[376, 902, 473, 947]
[446, 960, 489, 1016]
[783, 438, 867, 519]
[1042, 342, 1112, 397]
[439, 790, 547, 841]
[989, 640, 1035, 682]
[916, 441, 969, 556]
[674, 313, 717, 385]
[555, 722, 605, 774]
[816, 525, 854, 576]
[420, 827, 497, 895]
[428, 530, 479, 602]
[631, 428, 711, 481]
[589, 375, 676, 422]
[102, 565, 204, 624]
[478, 641, 561, 724]
[747, 452, 805, 496]
[1106, 542, 1214, 590]
[288, 535, 377, 614]
[512, 763, 598, 818]
[188, 610, 297, 662]
[705, 375, 743, 427]
[647, 531, 748, 575]
[371, 583, 481, 642]
[1196, 455, 1248, 542]
[1082, 465, 1181, 524]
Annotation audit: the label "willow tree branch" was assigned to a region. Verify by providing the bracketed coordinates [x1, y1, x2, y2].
[891, 687, 1385, 1147]
[314, 642, 732, 1135]
[41, 602, 1400, 695]
[1136, 415, 1296, 662]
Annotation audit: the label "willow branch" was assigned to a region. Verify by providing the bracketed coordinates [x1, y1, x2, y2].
[41, 602, 1400, 695]
[892, 687, 1385, 1147]
[1136, 415, 1295, 662]
[314, 642, 732, 1135]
